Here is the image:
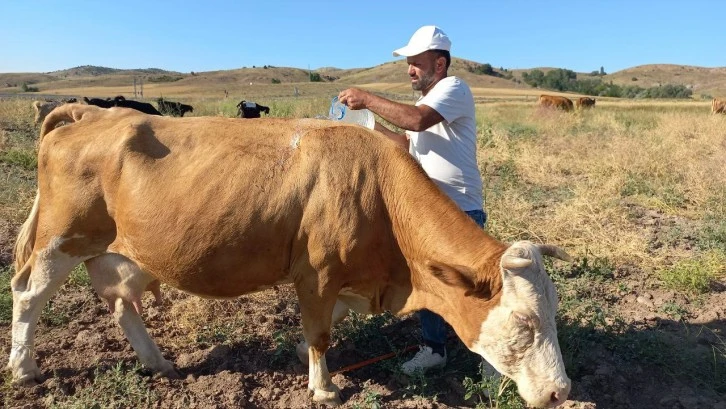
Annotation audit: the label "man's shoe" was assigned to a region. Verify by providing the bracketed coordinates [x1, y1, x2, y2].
[401, 345, 446, 375]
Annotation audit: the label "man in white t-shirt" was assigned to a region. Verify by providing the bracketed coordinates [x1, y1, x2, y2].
[337, 25, 486, 375]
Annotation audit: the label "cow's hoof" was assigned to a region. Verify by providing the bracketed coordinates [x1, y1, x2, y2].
[8, 362, 42, 386]
[296, 341, 309, 366]
[12, 370, 42, 387]
[311, 387, 342, 407]
[159, 362, 182, 379]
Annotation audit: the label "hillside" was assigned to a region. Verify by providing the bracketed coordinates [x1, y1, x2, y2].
[602, 64, 726, 97]
[1, 61, 725, 99]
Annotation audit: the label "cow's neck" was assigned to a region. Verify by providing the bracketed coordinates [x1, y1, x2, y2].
[379, 150, 507, 341]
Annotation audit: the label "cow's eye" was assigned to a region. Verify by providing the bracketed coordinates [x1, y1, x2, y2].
[512, 311, 540, 330]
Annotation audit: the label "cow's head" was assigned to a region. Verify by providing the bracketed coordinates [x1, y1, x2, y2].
[472, 241, 571, 408]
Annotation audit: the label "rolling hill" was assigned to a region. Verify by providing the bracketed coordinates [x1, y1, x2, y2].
[1, 60, 724, 100]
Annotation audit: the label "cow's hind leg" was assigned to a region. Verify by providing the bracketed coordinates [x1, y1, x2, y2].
[85, 254, 179, 378]
[8, 243, 82, 384]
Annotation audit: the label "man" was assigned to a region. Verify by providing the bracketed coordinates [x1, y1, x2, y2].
[338, 25, 485, 375]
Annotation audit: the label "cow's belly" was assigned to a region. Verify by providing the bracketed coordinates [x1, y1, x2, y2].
[109, 239, 294, 298]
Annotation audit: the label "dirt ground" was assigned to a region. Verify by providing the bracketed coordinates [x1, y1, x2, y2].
[1, 198, 725, 409]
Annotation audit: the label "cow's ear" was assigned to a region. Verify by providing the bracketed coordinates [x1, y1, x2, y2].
[425, 260, 490, 297]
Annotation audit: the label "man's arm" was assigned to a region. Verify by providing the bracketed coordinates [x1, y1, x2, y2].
[373, 122, 409, 150]
[338, 88, 444, 132]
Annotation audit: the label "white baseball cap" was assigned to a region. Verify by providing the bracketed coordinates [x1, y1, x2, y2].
[392, 25, 451, 57]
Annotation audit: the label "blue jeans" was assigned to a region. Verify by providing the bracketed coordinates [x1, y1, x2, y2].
[420, 209, 487, 348]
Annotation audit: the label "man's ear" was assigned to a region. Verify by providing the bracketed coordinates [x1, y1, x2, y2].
[435, 56, 447, 74]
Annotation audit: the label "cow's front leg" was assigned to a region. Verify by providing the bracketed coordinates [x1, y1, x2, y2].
[307, 340, 341, 406]
[295, 270, 342, 406]
[297, 298, 351, 365]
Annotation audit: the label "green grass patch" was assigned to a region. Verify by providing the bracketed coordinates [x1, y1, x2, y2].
[48, 362, 158, 409]
[502, 122, 538, 140]
[612, 327, 726, 394]
[333, 311, 399, 346]
[0, 148, 37, 170]
[463, 365, 525, 409]
[658, 249, 725, 294]
[0, 266, 12, 325]
[68, 264, 91, 287]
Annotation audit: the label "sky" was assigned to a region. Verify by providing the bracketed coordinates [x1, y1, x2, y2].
[2, 0, 725, 75]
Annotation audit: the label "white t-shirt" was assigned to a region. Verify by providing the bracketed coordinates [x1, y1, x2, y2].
[408, 76, 483, 211]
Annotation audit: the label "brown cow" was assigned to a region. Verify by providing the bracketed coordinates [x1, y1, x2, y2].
[712, 98, 726, 114]
[538, 95, 574, 112]
[8, 104, 571, 408]
[576, 97, 596, 109]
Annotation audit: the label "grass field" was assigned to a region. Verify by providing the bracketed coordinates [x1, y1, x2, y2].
[1, 91, 725, 408]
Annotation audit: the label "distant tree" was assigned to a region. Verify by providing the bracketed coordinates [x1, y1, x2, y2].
[309, 72, 322, 82]
[522, 69, 545, 87]
[468, 63, 496, 76]
[600, 66, 606, 75]
[20, 82, 39, 92]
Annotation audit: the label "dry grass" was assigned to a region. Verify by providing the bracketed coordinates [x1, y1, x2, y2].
[479, 102, 726, 269]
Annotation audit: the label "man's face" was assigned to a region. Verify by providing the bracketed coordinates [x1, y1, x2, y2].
[406, 52, 438, 92]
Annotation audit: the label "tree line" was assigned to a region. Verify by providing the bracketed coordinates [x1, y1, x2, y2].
[520, 68, 692, 99]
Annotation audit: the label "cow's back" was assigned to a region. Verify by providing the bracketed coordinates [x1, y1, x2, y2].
[538, 95, 573, 111]
[38, 107, 405, 297]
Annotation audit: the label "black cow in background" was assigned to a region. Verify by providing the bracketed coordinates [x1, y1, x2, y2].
[83, 95, 162, 116]
[83, 96, 114, 108]
[157, 97, 194, 117]
[237, 100, 270, 118]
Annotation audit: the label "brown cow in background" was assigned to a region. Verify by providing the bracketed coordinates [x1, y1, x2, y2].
[576, 97, 596, 109]
[538, 95, 574, 112]
[712, 98, 726, 114]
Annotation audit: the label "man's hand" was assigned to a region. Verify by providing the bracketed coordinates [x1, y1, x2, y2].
[338, 88, 370, 110]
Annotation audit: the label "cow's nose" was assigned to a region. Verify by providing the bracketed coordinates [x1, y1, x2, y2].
[549, 385, 569, 405]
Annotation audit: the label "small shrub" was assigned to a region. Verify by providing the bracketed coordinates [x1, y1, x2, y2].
[270, 329, 298, 368]
[271, 78, 281, 84]
[48, 362, 158, 409]
[352, 387, 383, 409]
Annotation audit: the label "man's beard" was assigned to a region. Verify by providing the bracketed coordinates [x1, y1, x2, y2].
[411, 70, 435, 91]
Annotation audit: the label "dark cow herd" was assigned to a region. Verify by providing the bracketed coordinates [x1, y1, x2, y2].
[34, 96, 272, 122]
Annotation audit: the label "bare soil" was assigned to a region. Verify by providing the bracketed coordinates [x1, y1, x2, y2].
[1, 191, 725, 409]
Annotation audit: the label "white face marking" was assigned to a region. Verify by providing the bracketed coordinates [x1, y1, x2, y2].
[471, 241, 571, 408]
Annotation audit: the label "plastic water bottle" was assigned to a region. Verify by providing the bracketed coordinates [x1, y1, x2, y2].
[329, 97, 375, 129]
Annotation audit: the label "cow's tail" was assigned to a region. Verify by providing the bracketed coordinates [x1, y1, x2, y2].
[38, 103, 97, 145]
[15, 104, 98, 272]
[13, 188, 40, 273]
